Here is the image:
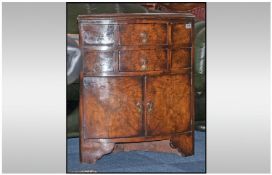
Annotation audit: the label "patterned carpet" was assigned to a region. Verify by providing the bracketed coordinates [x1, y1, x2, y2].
[67, 131, 206, 173]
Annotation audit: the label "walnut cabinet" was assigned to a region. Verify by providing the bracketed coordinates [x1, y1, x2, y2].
[78, 13, 195, 163]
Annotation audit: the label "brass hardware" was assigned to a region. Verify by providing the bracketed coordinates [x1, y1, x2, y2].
[140, 32, 148, 43]
[147, 102, 153, 112]
[169, 141, 176, 149]
[141, 64, 147, 71]
[136, 102, 143, 113]
[140, 57, 148, 71]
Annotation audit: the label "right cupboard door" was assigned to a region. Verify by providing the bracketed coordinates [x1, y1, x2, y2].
[146, 74, 192, 136]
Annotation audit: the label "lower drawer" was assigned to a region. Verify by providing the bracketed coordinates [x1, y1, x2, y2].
[119, 49, 167, 72]
[171, 48, 191, 70]
[83, 51, 116, 74]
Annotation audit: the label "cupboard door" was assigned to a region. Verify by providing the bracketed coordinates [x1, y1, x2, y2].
[83, 77, 143, 139]
[146, 74, 191, 136]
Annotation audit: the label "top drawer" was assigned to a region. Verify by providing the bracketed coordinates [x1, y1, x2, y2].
[119, 24, 167, 45]
[172, 23, 192, 47]
[80, 24, 118, 45]
[80, 23, 167, 46]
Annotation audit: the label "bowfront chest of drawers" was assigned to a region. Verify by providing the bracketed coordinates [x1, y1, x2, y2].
[78, 13, 195, 163]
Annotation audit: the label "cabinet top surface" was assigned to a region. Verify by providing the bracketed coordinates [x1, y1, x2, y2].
[77, 13, 195, 21]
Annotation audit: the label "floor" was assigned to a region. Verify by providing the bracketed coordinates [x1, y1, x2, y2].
[67, 131, 206, 173]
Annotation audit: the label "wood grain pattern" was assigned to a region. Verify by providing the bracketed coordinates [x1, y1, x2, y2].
[83, 76, 143, 139]
[170, 132, 194, 156]
[119, 24, 167, 45]
[81, 140, 115, 163]
[171, 48, 191, 70]
[172, 23, 192, 46]
[78, 13, 195, 163]
[84, 51, 116, 74]
[80, 24, 118, 45]
[146, 74, 191, 136]
[119, 49, 167, 72]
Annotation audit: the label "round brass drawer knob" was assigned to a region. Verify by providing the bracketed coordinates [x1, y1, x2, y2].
[140, 57, 148, 71]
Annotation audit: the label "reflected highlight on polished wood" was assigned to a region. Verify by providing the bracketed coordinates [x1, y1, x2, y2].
[78, 13, 195, 163]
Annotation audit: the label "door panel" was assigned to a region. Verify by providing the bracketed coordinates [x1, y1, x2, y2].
[146, 74, 191, 136]
[83, 76, 143, 139]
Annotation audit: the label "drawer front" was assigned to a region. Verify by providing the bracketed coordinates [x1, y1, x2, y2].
[171, 48, 191, 70]
[119, 49, 167, 72]
[119, 24, 167, 45]
[80, 24, 118, 45]
[172, 23, 192, 46]
[84, 51, 115, 74]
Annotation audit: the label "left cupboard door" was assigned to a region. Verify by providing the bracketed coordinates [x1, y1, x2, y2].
[82, 76, 144, 139]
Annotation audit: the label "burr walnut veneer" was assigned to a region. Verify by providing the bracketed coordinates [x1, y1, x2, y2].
[78, 13, 195, 163]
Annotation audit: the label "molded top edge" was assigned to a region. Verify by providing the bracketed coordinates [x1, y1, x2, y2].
[77, 13, 195, 21]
